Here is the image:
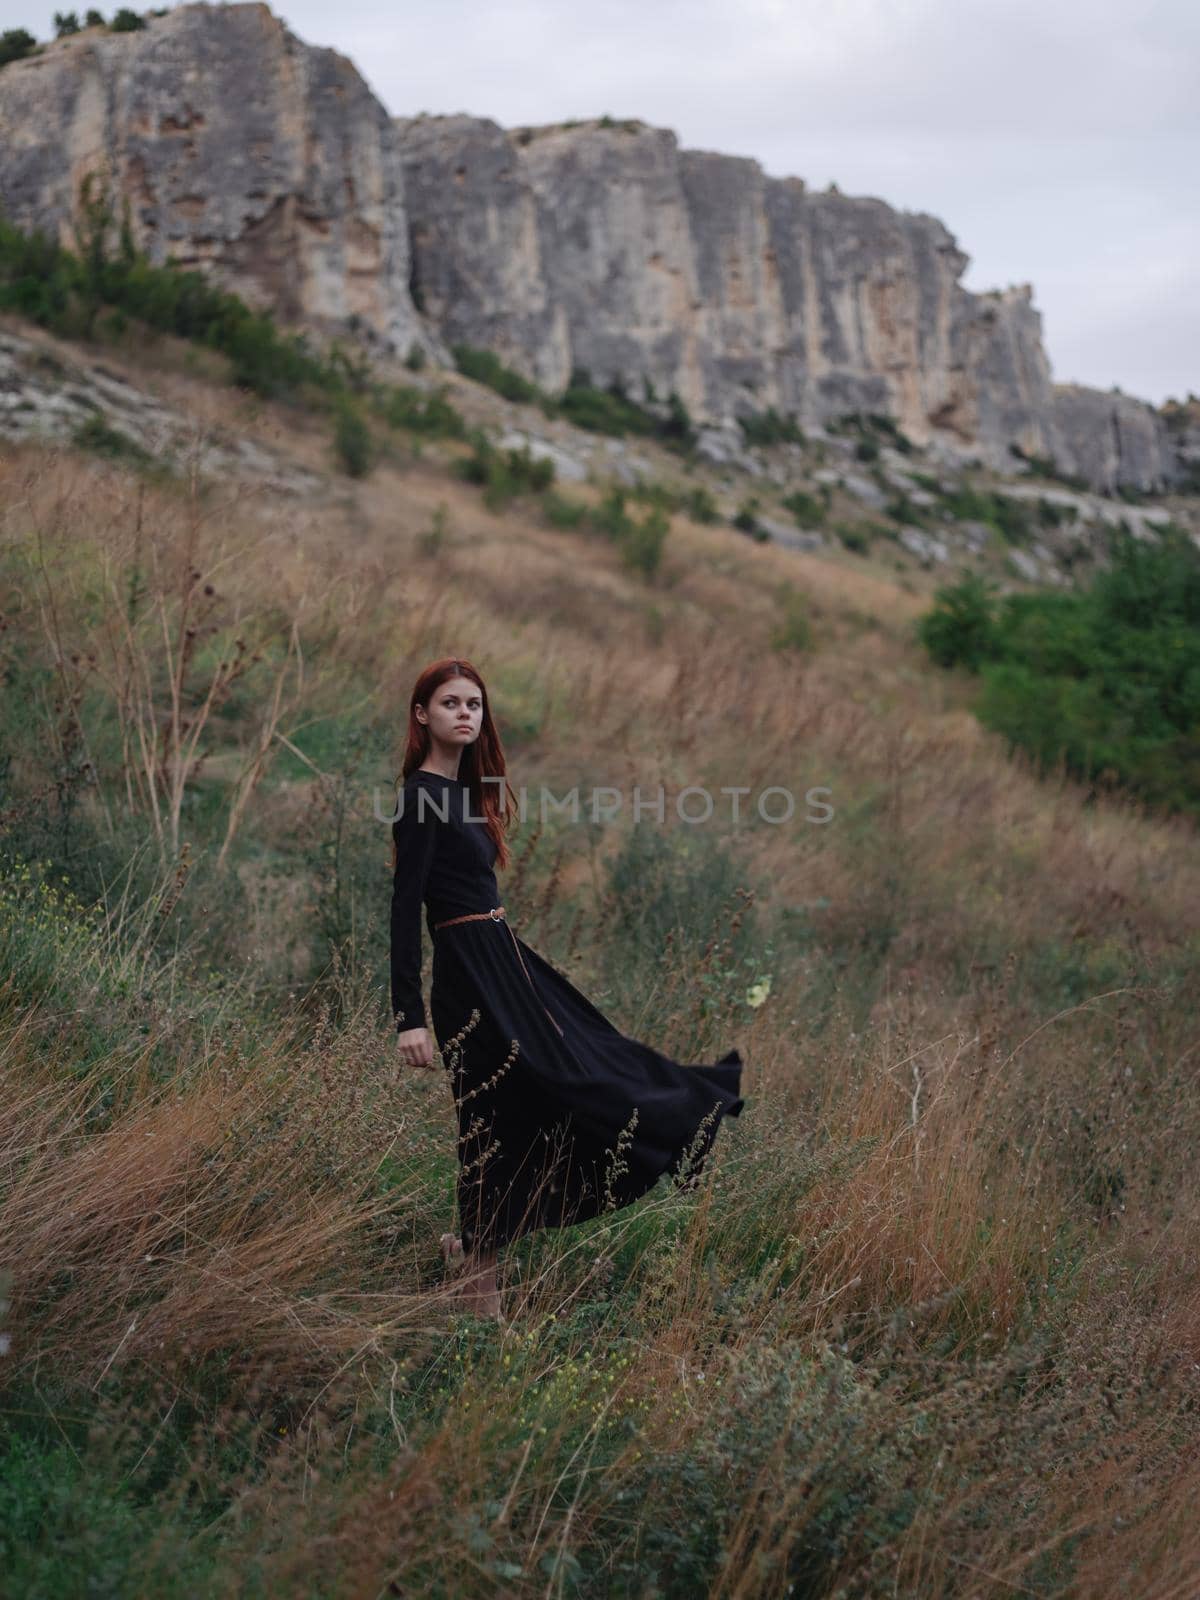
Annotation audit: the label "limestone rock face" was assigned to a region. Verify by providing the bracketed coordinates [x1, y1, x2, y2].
[397, 114, 1179, 491]
[0, 2, 433, 355]
[0, 4, 1185, 494]
[1049, 386, 1180, 496]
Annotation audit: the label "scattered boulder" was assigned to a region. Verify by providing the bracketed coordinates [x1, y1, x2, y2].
[497, 430, 587, 483]
[757, 515, 826, 552]
[898, 526, 950, 565]
[840, 472, 889, 512]
[1008, 549, 1042, 583]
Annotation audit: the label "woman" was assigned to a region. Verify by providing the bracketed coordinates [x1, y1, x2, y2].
[391, 657, 745, 1321]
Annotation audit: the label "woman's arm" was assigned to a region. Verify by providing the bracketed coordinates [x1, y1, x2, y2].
[390, 787, 438, 1033]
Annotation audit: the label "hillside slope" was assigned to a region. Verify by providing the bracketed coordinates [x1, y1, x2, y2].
[1, 307, 1198, 1596]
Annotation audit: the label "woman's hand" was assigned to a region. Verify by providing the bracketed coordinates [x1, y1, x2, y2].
[396, 1025, 436, 1070]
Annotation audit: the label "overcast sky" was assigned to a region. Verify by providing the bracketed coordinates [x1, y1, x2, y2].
[13, 0, 1199, 405]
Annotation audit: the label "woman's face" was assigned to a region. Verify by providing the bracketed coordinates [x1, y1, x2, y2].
[420, 675, 484, 751]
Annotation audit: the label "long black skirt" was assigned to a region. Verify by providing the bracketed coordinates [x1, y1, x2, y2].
[429, 914, 745, 1254]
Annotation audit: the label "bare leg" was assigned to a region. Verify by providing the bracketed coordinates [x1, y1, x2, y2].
[441, 1233, 503, 1321]
[460, 1244, 502, 1319]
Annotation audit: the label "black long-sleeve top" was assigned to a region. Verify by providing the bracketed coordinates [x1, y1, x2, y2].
[389, 769, 501, 1032]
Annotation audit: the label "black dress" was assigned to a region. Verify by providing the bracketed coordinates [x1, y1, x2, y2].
[390, 769, 745, 1255]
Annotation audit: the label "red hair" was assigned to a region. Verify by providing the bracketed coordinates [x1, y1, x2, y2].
[394, 657, 518, 870]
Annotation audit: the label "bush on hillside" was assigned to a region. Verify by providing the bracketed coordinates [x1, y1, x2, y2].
[0, 194, 331, 400]
[582, 486, 671, 575]
[917, 572, 1000, 671]
[556, 373, 657, 439]
[733, 497, 765, 538]
[72, 413, 156, 470]
[937, 484, 1036, 546]
[453, 432, 555, 510]
[378, 382, 465, 438]
[683, 484, 719, 523]
[448, 344, 696, 452]
[451, 343, 540, 405]
[782, 488, 827, 527]
[0, 28, 37, 67]
[541, 489, 588, 531]
[738, 407, 804, 448]
[620, 503, 669, 577]
[833, 409, 916, 455]
[917, 527, 1200, 816]
[333, 401, 372, 477]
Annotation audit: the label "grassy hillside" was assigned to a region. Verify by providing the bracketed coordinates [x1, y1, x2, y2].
[1, 327, 1199, 1597]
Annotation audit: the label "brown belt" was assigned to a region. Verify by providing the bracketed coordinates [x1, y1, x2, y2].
[431, 904, 565, 1037]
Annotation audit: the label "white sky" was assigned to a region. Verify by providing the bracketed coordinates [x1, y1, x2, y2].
[11, 0, 1199, 405]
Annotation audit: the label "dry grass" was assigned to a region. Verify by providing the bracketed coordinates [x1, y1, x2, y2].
[2, 385, 1199, 1596]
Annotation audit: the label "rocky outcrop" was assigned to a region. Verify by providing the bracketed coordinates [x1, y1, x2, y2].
[396, 114, 1180, 492]
[1049, 386, 1179, 496]
[0, 324, 322, 493]
[0, 4, 1186, 494]
[0, 2, 434, 357]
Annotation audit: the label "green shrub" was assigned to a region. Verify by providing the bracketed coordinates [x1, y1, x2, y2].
[939, 484, 1035, 545]
[885, 490, 930, 528]
[453, 432, 555, 510]
[418, 502, 449, 556]
[684, 485, 719, 524]
[738, 407, 804, 448]
[733, 497, 764, 537]
[54, 11, 81, 35]
[833, 409, 915, 455]
[918, 529, 1200, 815]
[1011, 442, 1091, 491]
[0, 28, 37, 67]
[541, 490, 588, 531]
[620, 503, 669, 577]
[578, 488, 669, 573]
[626, 478, 716, 525]
[917, 573, 1000, 670]
[448, 355, 699, 452]
[108, 7, 144, 29]
[782, 488, 826, 526]
[770, 584, 813, 652]
[661, 390, 696, 449]
[590, 485, 633, 541]
[866, 410, 914, 453]
[628, 478, 677, 512]
[835, 523, 872, 554]
[378, 382, 464, 438]
[72, 412, 155, 469]
[0, 204, 334, 401]
[451, 343, 540, 404]
[557, 376, 656, 439]
[333, 401, 372, 477]
[1037, 496, 1073, 527]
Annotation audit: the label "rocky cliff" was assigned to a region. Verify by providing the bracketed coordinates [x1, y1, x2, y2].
[397, 113, 1179, 493]
[0, 2, 1184, 493]
[0, 2, 434, 357]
